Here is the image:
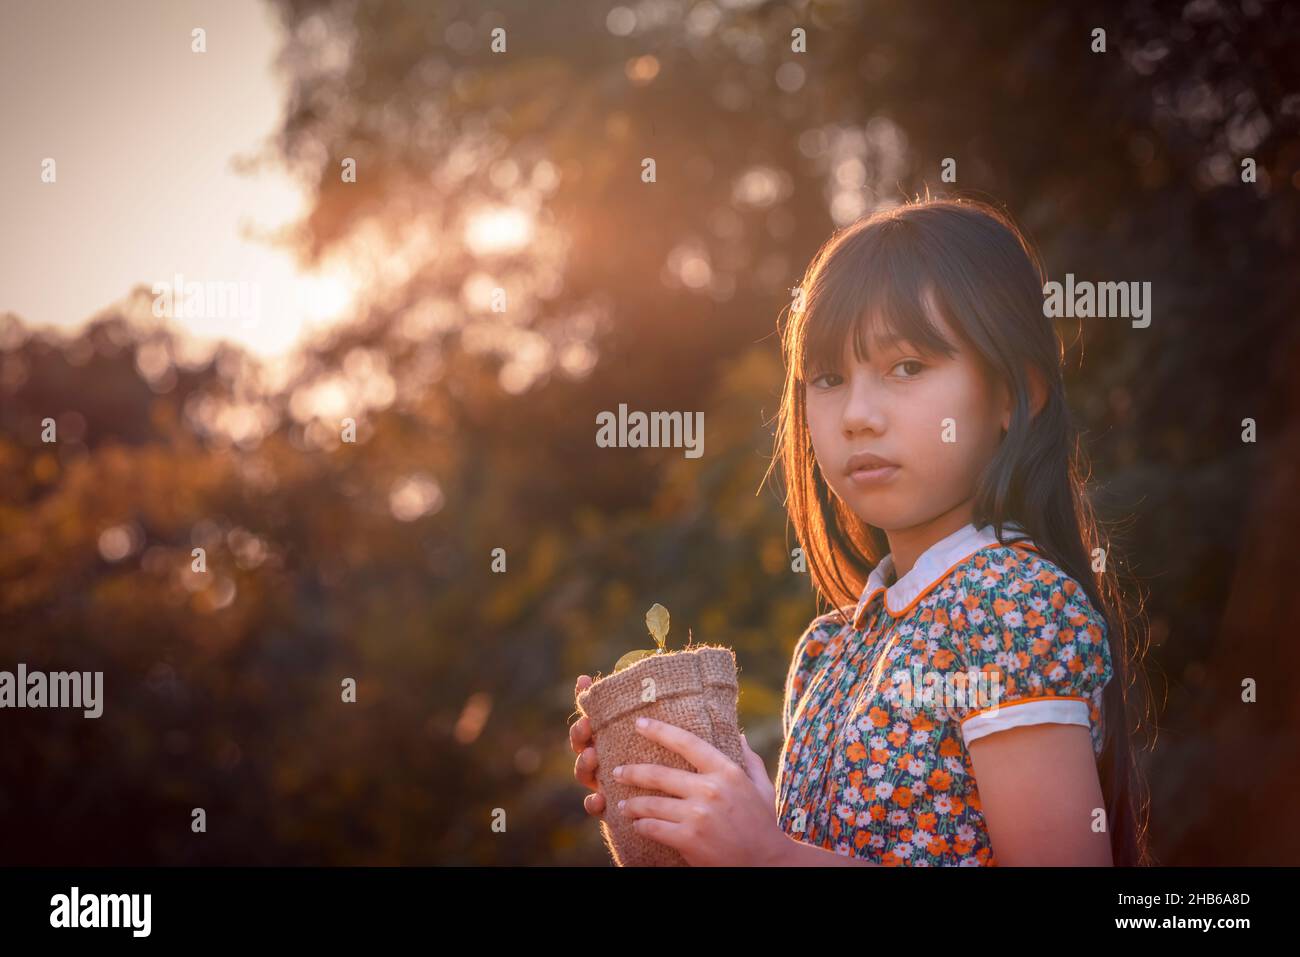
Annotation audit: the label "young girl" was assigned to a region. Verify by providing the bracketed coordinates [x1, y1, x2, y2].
[570, 197, 1151, 866]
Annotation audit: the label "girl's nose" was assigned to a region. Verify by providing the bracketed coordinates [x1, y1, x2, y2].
[842, 380, 886, 435]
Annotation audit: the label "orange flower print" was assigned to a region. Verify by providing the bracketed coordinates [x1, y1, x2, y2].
[927, 769, 953, 791]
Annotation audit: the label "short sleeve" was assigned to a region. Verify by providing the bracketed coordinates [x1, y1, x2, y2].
[781, 610, 845, 741]
[941, 549, 1113, 753]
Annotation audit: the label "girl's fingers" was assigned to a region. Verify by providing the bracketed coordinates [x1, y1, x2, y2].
[569, 714, 593, 754]
[574, 746, 601, 791]
[740, 733, 776, 801]
[620, 795, 690, 824]
[614, 762, 699, 797]
[574, 675, 605, 815]
[571, 675, 595, 755]
[633, 717, 729, 775]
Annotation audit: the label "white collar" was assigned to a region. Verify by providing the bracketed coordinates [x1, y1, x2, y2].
[852, 523, 1034, 627]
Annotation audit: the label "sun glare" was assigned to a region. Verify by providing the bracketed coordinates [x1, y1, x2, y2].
[464, 207, 535, 256]
[294, 273, 357, 323]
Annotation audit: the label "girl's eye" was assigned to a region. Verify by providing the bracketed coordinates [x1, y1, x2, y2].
[891, 359, 925, 378]
[809, 371, 842, 389]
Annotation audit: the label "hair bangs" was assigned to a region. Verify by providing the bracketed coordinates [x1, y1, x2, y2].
[797, 223, 959, 383]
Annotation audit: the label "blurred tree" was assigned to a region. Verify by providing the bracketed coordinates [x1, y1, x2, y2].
[1, 0, 1297, 863]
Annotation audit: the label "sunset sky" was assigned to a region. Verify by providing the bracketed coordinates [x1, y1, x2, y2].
[0, 0, 357, 357]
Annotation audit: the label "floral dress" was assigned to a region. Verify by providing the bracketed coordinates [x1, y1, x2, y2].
[774, 523, 1113, 866]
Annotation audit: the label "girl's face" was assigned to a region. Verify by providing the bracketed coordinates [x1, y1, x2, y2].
[804, 291, 1010, 534]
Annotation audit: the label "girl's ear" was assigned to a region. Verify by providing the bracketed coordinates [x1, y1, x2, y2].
[1025, 365, 1049, 419]
[1000, 366, 1049, 432]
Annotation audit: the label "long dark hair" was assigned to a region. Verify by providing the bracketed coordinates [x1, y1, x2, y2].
[761, 196, 1154, 866]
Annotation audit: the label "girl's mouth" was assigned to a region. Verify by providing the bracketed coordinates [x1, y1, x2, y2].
[848, 464, 900, 486]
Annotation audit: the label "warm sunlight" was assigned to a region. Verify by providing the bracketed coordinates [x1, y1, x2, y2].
[293, 272, 357, 324]
[464, 206, 535, 256]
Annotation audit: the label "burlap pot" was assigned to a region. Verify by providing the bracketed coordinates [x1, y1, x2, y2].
[575, 645, 744, 867]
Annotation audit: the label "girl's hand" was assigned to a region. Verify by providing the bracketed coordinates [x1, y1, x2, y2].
[613, 716, 792, 866]
[570, 675, 605, 817]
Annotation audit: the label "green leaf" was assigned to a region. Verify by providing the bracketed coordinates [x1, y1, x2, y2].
[645, 603, 670, 650]
[614, 648, 656, 672]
